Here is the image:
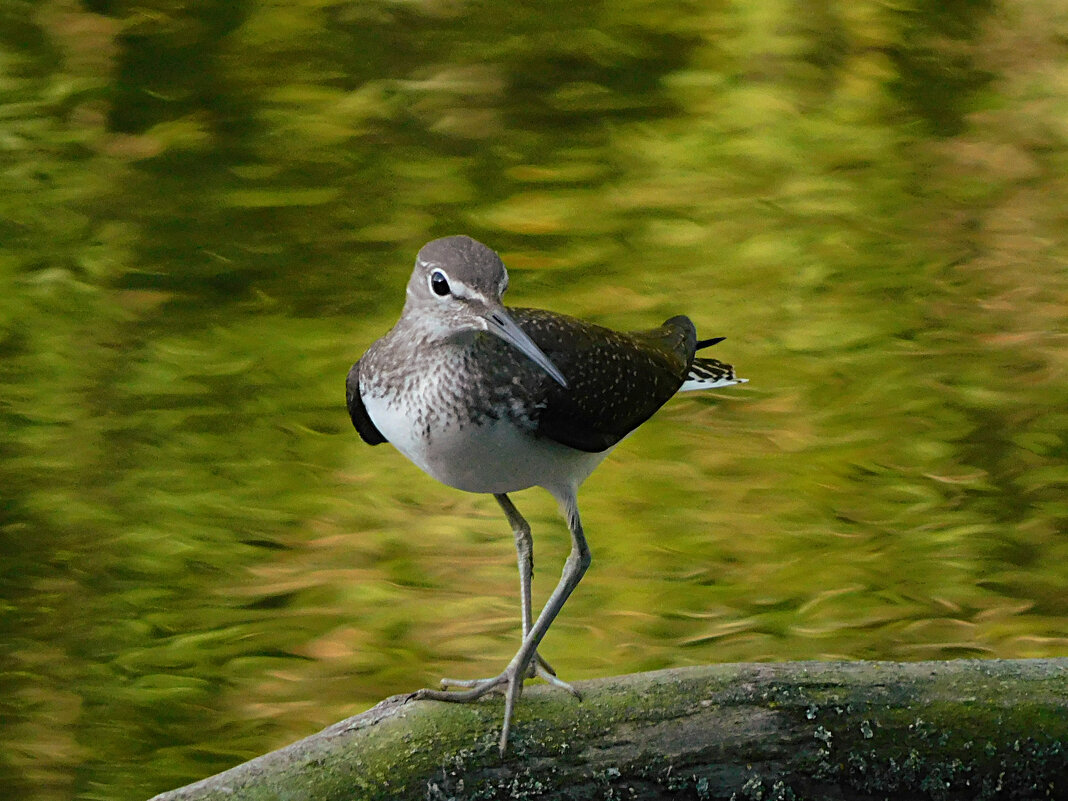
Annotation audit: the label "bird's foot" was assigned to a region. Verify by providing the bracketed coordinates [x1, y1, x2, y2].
[409, 663, 522, 756]
[409, 672, 508, 703]
[431, 653, 581, 699]
[527, 653, 583, 700]
[410, 652, 581, 756]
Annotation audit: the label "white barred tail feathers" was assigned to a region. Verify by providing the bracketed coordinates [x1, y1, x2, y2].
[678, 337, 747, 392]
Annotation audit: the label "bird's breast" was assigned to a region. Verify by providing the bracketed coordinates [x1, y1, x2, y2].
[359, 341, 607, 496]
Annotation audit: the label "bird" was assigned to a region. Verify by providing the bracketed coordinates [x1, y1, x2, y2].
[346, 235, 746, 755]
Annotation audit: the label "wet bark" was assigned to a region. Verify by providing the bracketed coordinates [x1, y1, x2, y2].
[150, 659, 1067, 801]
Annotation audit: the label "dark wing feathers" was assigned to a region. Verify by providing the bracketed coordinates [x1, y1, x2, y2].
[346, 359, 387, 445]
[509, 308, 697, 453]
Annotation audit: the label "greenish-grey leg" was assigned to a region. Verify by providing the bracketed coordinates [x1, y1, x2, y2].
[411, 492, 587, 755]
[495, 493, 577, 690]
[497, 492, 590, 755]
[429, 494, 578, 692]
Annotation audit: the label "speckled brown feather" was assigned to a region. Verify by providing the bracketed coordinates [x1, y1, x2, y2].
[501, 308, 698, 452]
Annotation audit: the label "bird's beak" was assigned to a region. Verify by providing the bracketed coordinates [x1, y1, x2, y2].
[484, 308, 568, 388]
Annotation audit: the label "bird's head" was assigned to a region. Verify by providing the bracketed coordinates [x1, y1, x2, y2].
[404, 236, 567, 387]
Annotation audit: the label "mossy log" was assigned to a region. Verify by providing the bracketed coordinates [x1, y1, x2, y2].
[151, 659, 1066, 800]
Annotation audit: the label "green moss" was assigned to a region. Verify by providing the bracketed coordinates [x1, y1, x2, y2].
[779, 665, 1068, 800]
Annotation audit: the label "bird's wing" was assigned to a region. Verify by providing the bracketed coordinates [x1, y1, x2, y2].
[346, 358, 387, 445]
[509, 308, 696, 453]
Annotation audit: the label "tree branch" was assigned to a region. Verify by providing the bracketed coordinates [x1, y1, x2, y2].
[151, 659, 1068, 800]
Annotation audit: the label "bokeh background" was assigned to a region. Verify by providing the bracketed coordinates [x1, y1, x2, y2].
[2, 0, 1067, 798]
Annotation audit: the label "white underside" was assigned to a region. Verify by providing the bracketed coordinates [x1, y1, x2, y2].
[362, 392, 613, 502]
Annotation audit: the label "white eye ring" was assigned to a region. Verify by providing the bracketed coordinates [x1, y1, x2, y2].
[429, 269, 451, 297]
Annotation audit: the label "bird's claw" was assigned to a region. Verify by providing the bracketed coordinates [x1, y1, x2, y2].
[530, 654, 582, 700]
[410, 651, 580, 754]
[430, 652, 580, 698]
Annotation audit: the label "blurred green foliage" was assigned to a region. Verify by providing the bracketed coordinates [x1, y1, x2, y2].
[1, 0, 1066, 799]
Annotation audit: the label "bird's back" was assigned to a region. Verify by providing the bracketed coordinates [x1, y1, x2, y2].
[503, 309, 698, 453]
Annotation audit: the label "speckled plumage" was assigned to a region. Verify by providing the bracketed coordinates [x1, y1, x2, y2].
[353, 308, 705, 445]
[345, 235, 746, 755]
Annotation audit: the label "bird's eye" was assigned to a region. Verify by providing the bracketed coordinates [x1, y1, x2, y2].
[429, 269, 450, 297]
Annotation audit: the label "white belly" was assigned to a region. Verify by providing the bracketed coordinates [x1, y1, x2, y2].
[362, 391, 611, 498]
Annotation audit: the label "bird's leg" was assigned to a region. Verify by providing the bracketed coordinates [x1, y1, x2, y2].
[500, 493, 578, 692]
[497, 495, 590, 754]
[503, 493, 535, 640]
[412, 493, 591, 756]
[435, 494, 579, 694]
